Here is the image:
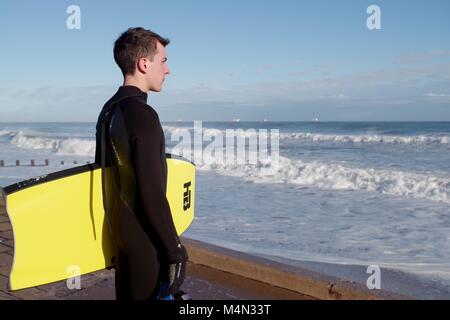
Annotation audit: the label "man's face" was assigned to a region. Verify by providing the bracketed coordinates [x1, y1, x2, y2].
[145, 41, 170, 92]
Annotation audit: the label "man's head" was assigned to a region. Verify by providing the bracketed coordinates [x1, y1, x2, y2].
[114, 27, 170, 92]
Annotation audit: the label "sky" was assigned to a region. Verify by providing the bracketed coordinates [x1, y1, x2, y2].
[0, 0, 450, 121]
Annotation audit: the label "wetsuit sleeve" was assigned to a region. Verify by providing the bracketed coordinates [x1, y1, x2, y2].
[128, 108, 185, 264]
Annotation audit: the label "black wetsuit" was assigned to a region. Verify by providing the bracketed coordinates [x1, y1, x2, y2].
[95, 85, 185, 300]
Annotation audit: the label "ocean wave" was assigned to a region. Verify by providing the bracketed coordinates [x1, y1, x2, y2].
[3, 127, 450, 203]
[0, 129, 17, 137]
[163, 125, 450, 145]
[8, 130, 95, 156]
[280, 132, 450, 145]
[162, 125, 192, 136]
[163, 125, 261, 139]
[193, 152, 450, 204]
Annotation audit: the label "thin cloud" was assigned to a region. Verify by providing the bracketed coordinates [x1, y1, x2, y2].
[423, 93, 450, 103]
[1, 63, 450, 121]
[161, 63, 450, 108]
[393, 50, 450, 64]
[426, 93, 450, 97]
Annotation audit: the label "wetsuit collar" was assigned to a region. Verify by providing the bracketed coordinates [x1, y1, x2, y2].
[117, 85, 148, 102]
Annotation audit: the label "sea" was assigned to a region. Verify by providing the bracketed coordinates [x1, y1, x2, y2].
[1, 121, 449, 298]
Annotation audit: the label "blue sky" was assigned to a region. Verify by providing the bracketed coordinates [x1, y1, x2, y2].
[0, 0, 450, 121]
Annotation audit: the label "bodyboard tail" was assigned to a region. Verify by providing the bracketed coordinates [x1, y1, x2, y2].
[3, 155, 195, 291]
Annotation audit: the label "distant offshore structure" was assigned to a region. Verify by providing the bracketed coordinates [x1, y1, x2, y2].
[263, 118, 268, 122]
[231, 117, 241, 122]
[312, 117, 319, 122]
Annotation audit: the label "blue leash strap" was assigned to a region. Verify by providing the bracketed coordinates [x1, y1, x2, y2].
[157, 283, 174, 300]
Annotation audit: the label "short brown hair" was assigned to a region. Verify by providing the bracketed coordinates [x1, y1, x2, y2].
[113, 27, 170, 76]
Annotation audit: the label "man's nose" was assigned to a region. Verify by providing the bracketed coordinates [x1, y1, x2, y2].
[165, 65, 170, 75]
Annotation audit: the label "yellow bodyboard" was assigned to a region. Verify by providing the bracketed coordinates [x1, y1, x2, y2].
[3, 155, 195, 291]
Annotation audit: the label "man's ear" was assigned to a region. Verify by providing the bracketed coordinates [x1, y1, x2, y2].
[136, 57, 149, 74]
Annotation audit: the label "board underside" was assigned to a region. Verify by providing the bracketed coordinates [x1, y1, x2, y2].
[4, 157, 195, 290]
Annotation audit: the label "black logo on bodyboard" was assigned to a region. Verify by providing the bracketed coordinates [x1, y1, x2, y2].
[183, 182, 191, 211]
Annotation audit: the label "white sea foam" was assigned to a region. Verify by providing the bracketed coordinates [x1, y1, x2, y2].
[0, 129, 18, 137]
[3, 127, 450, 204]
[281, 132, 450, 145]
[163, 125, 260, 139]
[196, 152, 450, 204]
[8, 130, 95, 156]
[164, 125, 450, 145]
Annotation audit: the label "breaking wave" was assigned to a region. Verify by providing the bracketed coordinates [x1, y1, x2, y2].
[193, 152, 450, 204]
[280, 132, 450, 145]
[5, 129, 95, 156]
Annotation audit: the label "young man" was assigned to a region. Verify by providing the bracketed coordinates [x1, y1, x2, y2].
[95, 27, 188, 300]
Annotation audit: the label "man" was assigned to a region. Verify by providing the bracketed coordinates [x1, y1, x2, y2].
[95, 27, 188, 300]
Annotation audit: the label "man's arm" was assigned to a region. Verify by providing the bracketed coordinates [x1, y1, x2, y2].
[128, 107, 186, 263]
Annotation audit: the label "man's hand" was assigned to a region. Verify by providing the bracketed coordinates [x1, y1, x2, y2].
[162, 245, 188, 297]
[162, 261, 186, 297]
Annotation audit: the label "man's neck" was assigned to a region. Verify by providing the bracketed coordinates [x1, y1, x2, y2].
[123, 76, 148, 93]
